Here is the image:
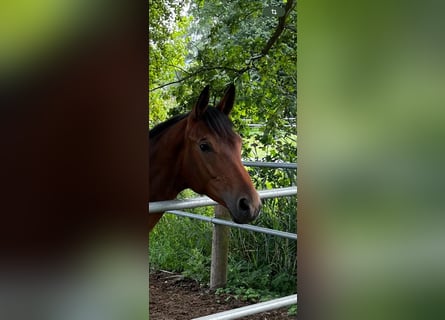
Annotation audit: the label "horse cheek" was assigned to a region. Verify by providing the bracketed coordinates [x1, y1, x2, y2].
[185, 149, 206, 194]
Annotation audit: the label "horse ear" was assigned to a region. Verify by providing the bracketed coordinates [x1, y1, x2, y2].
[193, 85, 210, 119]
[216, 84, 235, 115]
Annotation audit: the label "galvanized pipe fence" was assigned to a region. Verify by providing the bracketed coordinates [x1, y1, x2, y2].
[149, 161, 297, 319]
[149, 186, 297, 214]
[193, 294, 298, 320]
[166, 210, 297, 240]
[242, 161, 297, 169]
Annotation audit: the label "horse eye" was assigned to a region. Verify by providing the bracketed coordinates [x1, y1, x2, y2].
[199, 143, 212, 152]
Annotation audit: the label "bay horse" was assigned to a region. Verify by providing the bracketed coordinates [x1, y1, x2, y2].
[149, 84, 261, 231]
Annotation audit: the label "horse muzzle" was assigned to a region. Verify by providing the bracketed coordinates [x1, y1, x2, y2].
[228, 195, 262, 224]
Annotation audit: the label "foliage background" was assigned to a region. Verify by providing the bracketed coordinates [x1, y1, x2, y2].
[299, 0, 445, 319]
[149, 0, 297, 301]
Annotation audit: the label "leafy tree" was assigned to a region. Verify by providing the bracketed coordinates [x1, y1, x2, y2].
[149, 0, 192, 125]
[149, 0, 296, 167]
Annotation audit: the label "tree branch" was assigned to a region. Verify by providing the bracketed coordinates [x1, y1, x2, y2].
[149, 73, 196, 92]
[168, 64, 191, 75]
[149, 66, 249, 92]
[150, 0, 295, 92]
[261, 0, 295, 56]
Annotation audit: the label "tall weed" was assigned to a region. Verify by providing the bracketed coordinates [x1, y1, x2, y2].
[149, 183, 296, 297]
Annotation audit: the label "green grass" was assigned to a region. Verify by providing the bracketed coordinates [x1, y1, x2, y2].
[149, 188, 296, 300]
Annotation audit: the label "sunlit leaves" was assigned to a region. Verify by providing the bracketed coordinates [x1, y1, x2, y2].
[149, 0, 297, 169]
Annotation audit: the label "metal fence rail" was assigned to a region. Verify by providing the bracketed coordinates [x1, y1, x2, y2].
[192, 294, 298, 320]
[149, 186, 297, 213]
[242, 161, 297, 169]
[149, 164, 297, 319]
[166, 210, 297, 240]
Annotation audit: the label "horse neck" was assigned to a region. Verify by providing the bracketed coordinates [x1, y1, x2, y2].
[149, 118, 188, 201]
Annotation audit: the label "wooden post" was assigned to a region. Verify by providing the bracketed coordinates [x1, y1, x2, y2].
[210, 205, 231, 289]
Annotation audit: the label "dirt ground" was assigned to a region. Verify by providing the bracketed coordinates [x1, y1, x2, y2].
[149, 270, 296, 320]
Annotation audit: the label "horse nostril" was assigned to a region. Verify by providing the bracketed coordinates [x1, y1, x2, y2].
[238, 197, 250, 212]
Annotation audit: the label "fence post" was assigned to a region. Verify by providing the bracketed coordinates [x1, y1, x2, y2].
[210, 205, 231, 289]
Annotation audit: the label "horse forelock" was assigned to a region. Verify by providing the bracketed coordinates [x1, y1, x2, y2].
[149, 113, 188, 139]
[201, 106, 236, 140]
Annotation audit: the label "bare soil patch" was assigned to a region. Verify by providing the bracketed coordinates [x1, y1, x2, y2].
[149, 271, 296, 320]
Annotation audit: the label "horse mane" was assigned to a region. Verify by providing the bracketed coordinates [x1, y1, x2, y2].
[149, 107, 235, 139]
[149, 113, 188, 139]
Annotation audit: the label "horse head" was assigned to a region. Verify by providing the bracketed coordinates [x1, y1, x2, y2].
[181, 85, 261, 223]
